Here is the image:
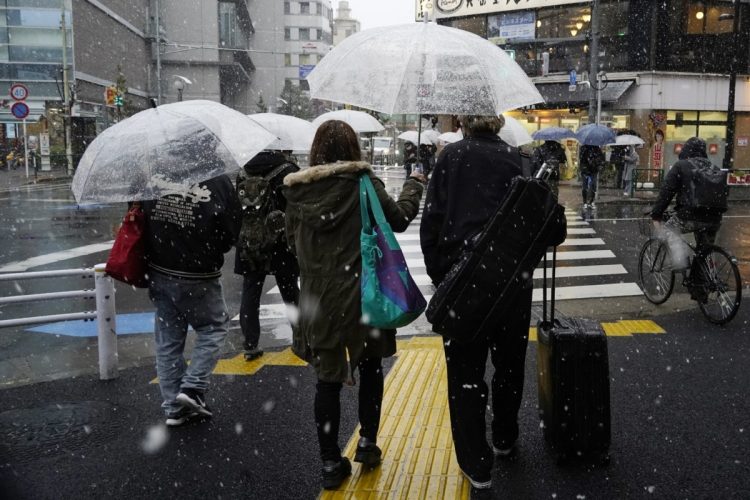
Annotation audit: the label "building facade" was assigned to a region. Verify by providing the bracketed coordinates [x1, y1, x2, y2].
[419, 0, 750, 169]
[333, 0, 359, 45]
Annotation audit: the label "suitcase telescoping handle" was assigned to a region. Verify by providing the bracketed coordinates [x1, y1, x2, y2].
[535, 162, 550, 180]
[542, 247, 557, 325]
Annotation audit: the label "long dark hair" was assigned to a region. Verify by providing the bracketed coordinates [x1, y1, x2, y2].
[309, 120, 361, 166]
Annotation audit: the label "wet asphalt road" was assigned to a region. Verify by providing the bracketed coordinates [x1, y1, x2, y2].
[0, 176, 749, 498]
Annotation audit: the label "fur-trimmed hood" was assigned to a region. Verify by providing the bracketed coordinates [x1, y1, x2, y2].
[283, 161, 371, 187]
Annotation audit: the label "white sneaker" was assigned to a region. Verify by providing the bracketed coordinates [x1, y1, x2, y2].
[590, 202, 597, 209]
[623, 192, 630, 197]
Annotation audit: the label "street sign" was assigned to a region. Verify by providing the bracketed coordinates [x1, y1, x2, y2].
[10, 83, 29, 101]
[11, 101, 29, 119]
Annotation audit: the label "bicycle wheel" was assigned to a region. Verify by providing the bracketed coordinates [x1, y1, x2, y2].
[638, 238, 675, 304]
[694, 246, 742, 325]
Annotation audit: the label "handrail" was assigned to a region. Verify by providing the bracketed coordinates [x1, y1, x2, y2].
[0, 263, 118, 380]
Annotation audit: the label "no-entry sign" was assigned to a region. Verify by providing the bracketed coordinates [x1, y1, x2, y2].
[10, 83, 29, 101]
[11, 101, 29, 119]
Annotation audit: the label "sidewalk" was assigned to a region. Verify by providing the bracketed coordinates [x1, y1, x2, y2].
[0, 164, 71, 190]
[2, 308, 749, 499]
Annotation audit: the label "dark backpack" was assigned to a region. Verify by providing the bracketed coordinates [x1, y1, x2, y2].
[236, 164, 290, 266]
[687, 159, 728, 212]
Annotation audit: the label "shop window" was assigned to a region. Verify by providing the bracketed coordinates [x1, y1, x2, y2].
[536, 5, 591, 40]
[299, 53, 312, 65]
[686, 2, 733, 34]
[599, 1, 629, 37]
[443, 15, 486, 38]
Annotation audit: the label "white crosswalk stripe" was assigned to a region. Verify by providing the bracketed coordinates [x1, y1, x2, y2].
[258, 197, 643, 319]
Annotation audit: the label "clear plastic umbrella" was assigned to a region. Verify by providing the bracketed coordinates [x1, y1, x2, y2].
[606, 134, 645, 146]
[421, 129, 441, 145]
[307, 22, 543, 116]
[311, 110, 384, 133]
[247, 113, 315, 151]
[499, 115, 533, 147]
[398, 130, 433, 146]
[72, 100, 277, 204]
[438, 130, 463, 144]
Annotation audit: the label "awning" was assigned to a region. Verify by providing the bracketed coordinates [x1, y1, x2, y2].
[535, 80, 634, 108]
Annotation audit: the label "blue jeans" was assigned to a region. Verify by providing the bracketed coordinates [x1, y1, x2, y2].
[148, 272, 229, 415]
[581, 172, 598, 204]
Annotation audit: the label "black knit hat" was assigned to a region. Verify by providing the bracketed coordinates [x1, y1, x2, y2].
[679, 137, 708, 160]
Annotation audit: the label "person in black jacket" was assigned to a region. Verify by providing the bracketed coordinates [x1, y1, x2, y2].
[579, 144, 605, 208]
[234, 151, 300, 361]
[651, 137, 725, 276]
[143, 173, 242, 427]
[420, 114, 532, 491]
[403, 141, 417, 176]
[531, 140, 567, 193]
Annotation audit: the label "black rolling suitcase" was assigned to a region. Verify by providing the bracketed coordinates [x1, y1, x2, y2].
[426, 167, 566, 342]
[537, 249, 611, 463]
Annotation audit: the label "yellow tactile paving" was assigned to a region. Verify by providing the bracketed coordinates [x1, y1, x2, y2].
[320, 336, 470, 500]
[601, 319, 666, 337]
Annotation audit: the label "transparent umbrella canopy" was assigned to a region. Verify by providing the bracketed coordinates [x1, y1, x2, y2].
[398, 130, 433, 146]
[307, 22, 544, 116]
[72, 100, 277, 204]
[248, 112, 315, 151]
[311, 110, 385, 133]
[499, 115, 533, 147]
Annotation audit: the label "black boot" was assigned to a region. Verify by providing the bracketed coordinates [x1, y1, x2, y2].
[353, 437, 382, 468]
[322, 457, 351, 490]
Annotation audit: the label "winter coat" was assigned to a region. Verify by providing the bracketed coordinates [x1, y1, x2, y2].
[143, 174, 242, 279]
[283, 161, 424, 383]
[579, 145, 605, 176]
[651, 157, 724, 224]
[531, 141, 566, 179]
[420, 132, 523, 285]
[622, 146, 639, 182]
[234, 151, 300, 275]
[403, 142, 418, 166]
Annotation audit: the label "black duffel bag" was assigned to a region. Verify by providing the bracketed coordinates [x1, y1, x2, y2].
[425, 174, 566, 342]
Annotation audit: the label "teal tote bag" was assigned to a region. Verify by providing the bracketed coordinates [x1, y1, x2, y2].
[359, 175, 426, 329]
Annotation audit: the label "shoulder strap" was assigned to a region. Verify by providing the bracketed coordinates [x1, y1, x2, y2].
[359, 175, 387, 233]
[264, 164, 290, 181]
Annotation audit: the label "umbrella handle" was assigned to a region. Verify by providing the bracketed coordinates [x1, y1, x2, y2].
[535, 162, 549, 180]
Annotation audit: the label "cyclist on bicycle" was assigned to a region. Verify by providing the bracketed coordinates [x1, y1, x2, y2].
[650, 137, 729, 299]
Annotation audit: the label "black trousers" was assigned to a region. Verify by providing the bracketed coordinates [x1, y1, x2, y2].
[314, 357, 384, 462]
[443, 287, 533, 479]
[240, 269, 299, 349]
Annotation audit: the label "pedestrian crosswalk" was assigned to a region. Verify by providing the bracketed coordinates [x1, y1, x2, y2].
[255, 205, 643, 321]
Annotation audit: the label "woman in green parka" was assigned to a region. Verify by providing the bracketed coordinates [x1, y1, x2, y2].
[283, 120, 425, 489]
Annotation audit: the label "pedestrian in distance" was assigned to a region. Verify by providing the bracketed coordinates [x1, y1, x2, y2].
[403, 140, 417, 177]
[621, 145, 639, 196]
[142, 168, 242, 427]
[579, 144, 605, 209]
[609, 144, 628, 189]
[283, 119, 425, 490]
[420, 114, 532, 491]
[651, 137, 728, 301]
[234, 150, 300, 361]
[531, 140, 567, 194]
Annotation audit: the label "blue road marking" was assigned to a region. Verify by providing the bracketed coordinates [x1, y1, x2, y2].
[28, 312, 155, 337]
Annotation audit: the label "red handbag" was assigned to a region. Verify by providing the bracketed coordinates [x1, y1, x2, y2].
[105, 204, 148, 288]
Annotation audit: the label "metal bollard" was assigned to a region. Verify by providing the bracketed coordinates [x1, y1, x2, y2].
[94, 263, 118, 380]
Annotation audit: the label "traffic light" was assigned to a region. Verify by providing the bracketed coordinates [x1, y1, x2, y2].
[105, 86, 116, 106]
[114, 94, 123, 107]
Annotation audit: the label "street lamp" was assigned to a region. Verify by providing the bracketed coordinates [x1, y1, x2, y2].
[719, 2, 741, 170]
[172, 75, 192, 102]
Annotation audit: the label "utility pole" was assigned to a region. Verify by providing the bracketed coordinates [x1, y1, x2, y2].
[61, 0, 74, 176]
[155, 0, 162, 104]
[587, 0, 601, 124]
[723, 0, 742, 170]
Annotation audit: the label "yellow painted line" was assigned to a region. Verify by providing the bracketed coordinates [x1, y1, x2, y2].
[320, 336, 470, 500]
[150, 347, 307, 382]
